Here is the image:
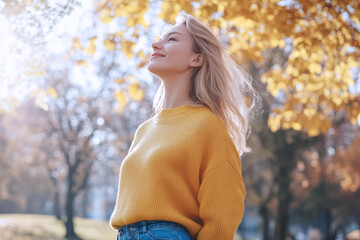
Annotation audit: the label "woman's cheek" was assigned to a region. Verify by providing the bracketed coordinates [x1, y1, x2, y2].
[167, 47, 191, 64]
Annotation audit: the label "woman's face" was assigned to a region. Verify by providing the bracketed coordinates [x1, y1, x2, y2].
[148, 24, 199, 78]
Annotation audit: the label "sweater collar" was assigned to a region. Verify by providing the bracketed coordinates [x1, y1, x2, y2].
[155, 105, 207, 120]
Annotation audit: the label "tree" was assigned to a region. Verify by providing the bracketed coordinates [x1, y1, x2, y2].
[89, 1, 360, 239]
[33, 54, 153, 237]
[92, 0, 359, 135]
[42, 79, 110, 239]
[3, 0, 354, 239]
[291, 123, 360, 239]
[0, 107, 55, 215]
[0, 0, 81, 112]
[0, 0, 80, 45]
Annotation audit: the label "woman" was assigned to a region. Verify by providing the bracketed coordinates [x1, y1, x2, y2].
[110, 13, 258, 240]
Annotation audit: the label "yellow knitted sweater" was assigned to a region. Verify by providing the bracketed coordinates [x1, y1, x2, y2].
[110, 105, 246, 240]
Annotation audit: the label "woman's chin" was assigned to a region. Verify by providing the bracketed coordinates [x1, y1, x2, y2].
[147, 64, 163, 76]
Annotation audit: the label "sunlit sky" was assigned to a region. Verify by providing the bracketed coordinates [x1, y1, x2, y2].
[0, 14, 23, 98]
[0, 1, 100, 101]
[0, 0, 165, 105]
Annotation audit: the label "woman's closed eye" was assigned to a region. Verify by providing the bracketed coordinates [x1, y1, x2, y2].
[168, 37, 176, 41]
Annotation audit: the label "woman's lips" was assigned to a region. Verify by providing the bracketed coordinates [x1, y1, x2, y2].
[151, 53, 165, 59]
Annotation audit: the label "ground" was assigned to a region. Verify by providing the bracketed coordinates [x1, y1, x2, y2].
[0, 214, 116, 240]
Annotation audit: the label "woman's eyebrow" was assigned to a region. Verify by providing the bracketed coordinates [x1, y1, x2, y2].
[160, 32, 183, 40]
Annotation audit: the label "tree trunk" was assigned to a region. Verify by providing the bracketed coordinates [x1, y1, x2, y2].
[53, 189, 61, 220]
[64, 173, 81, 239]
[274, 189, 291, 240]
[325, 208, 332, 240]
[260, 204, 270, 240]
[49, 169, 62, 220]
[81, 184, 89, 218]
[273, 130, 296, 240]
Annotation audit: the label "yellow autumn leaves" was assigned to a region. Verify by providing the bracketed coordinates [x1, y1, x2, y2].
[121, 40, 136, 59]
[263, 58, 358, 136]
[29, 87, 58, 111]
[97, 0, 149, 27]
[92, 0, 360, 137]
[68, 31, 145, 113]
[70, 36, 97, 67]
[86, 36, 97, 55]
[114, 75, 144, 113]
[25, 62, 47, 77]
[268, 108, 332, 137]
[257, 1, 360, 136]
[102, 31, 138, 58]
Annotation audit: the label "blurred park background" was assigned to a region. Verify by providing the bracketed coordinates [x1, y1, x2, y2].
[0, 0, 359, 240]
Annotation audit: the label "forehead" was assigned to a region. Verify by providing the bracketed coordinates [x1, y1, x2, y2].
[160, 23, 190, 39]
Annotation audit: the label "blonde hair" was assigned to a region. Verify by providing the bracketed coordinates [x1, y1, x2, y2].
[153, 13, 259, 155]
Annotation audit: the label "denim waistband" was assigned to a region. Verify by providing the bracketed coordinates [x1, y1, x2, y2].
[117, 220, 185, 236]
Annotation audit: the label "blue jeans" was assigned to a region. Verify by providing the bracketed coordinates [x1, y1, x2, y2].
[116, 220, 192, 240]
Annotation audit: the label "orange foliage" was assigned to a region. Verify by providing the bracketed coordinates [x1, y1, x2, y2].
[330, 135, 360, 192]
[91, 0, 360, 132]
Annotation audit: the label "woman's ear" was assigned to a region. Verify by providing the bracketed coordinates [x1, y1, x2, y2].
[190, 53, 203, 67]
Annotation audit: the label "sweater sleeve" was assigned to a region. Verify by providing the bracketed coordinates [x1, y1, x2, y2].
[196, 145, 246, 240]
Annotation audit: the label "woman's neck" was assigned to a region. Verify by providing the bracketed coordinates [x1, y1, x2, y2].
[163, 90, 195, 109]
[161, 74, 198, 109]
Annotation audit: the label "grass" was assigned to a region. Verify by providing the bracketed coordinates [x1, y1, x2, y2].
[0, 214, 249, 240]
[0, 214, 117, 240]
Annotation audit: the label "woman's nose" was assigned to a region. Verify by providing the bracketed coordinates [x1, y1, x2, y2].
[151, 40, 161, 50]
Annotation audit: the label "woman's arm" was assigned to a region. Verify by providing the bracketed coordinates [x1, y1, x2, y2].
[197, 145, 246, 240]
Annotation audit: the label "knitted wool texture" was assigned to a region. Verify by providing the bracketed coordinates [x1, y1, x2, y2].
[110, 105, 246, 240]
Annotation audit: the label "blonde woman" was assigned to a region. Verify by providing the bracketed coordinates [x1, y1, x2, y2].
[110, 13, 258, 240]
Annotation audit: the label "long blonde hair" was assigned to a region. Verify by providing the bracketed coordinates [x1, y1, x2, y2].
[153, 13, 259, 155]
